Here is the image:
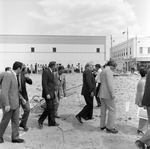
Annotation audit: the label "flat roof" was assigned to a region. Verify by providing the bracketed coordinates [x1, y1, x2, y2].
[0, 34, 106, 45]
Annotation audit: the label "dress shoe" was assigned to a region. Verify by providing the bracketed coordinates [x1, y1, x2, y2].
[137, 130, 144, 135]
[38, 120, 43, 129]
[135, 140, 145, 149]
[75, 115, 83, 124]
[95, 105, 101, 108]
[0, 137, 4, 143]
[19, 124, 29, 131]
[55, 115, 60, 118]
[100, 127, 106, 130]
[84, 117, 94, 120]
[12, 138, 25, 143]
[48, 123, 59, 126]
[106, 128, 118, 134]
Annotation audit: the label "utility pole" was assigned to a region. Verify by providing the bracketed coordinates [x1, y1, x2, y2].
[127, 27, 129, 72]
[135, 35, 137, 71]
[110, 35, 112, 59]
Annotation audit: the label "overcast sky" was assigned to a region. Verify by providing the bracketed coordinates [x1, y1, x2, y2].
[0, 0, 150, 51]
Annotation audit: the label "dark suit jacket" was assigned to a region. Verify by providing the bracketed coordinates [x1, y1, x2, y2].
[81, 68, 96, 96]
[42, 68, 55, 100]
[1, 71, 19, 110]
[142, 69, 150, 107]
[20, 72, 32, 101]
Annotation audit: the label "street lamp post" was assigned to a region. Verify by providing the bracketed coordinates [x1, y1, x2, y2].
[127, 27, 129, 72]
[135, 35, 137, 71]
[123, 27, 129, 72]
[110, 35, 115, 60]
[110, 35, 112, 59]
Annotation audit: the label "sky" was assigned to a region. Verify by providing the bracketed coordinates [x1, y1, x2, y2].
[0, 0, 150, 56]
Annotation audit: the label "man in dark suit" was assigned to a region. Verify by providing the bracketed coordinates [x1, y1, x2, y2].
[0, 61, 25, 143]
[76, 62, 96, 124]
[142, 64, 150, 124]
[19, 66, 32, 131]
[38, 61, 59, 129]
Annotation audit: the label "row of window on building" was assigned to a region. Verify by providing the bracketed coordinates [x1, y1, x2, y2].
[140, 47, 150, 54]
[31, 47, 101, 53]
[112, 47, 132, 58]
[112, 47, 150, 59]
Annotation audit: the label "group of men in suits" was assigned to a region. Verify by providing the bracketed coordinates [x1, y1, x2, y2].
[76, 60, 118, 134]
[0, 59, 118, 144]
[0, 61, 66, 143]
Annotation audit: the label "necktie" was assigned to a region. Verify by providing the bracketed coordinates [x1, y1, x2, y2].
[16, 74, 20, 89]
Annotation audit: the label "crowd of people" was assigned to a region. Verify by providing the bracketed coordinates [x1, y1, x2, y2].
[1, 59, 150, 149]
[75, 59, 150, 148]
[24, 63, 83, 74]
[0, 61, 66, 143]
[76, 60, 118, 134]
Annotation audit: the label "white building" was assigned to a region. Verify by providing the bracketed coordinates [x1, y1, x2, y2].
[110, 37, 150, 71]
[0, 35, 106, 71]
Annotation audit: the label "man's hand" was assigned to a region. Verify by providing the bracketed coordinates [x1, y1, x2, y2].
[91, 91, 94, 97]
[22, 98, 27, 105]
[64, 92, 66, 97]
[112, 95, 115, 99]
[24, 73, 29, 78]
[5, 105, 10, 112]
[47, 94, 51, 99]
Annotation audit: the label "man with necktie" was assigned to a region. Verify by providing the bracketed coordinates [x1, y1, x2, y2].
[38, 61, 59, 129]
[0, 61, 25, 143]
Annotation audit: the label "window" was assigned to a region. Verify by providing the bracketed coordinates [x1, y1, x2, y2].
[53, 47, 56, 52]
[148, 47, 150, 54]
[31, 47, 34, 52]
[140, 47, 143, 54]
[96, 48, 100, 53]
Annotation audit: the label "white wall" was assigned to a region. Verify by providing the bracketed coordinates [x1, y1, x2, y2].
[0, 43, 105, 71]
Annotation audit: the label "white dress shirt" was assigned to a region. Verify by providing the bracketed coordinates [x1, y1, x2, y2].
[95, 68, 102, 83]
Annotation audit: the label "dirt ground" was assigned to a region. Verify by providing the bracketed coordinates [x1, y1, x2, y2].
[0, 73, 144, 149]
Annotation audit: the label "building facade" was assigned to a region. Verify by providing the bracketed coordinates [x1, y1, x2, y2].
[0, 35, 106, 71]
[110, 37, 150, 71]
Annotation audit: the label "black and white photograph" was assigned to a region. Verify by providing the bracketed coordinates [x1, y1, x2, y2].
[0, 0, 150, 148]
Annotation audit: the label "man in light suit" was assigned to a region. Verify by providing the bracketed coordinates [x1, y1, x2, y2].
[0, 61, 25, 143]
[38, 61, 59, 129]
[98, 59, 118, 133]
[76, 62, 96, 124]
[0, 67, 11, 110]
[54, 66, 66, 118]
